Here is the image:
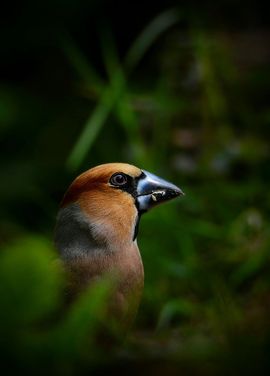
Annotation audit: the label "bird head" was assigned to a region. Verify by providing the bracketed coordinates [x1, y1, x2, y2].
[55, 163, 183, 259]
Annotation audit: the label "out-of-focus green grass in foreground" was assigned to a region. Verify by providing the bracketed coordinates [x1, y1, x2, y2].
[1, 5, 270, 375]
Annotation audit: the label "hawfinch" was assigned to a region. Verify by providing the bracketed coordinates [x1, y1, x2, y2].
[55, 163, 183, 328]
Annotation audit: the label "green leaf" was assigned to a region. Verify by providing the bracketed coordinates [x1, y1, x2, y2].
[0, 236, 63, 329]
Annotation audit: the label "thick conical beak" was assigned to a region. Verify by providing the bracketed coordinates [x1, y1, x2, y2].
[136, 170, 184, 212]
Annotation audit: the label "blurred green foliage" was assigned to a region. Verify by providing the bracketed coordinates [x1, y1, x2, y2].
[1, 1, 270, 374]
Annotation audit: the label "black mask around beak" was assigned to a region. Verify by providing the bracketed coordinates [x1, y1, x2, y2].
[136, 170, 184, 212]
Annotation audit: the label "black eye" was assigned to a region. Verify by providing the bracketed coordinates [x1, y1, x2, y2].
[110, 173, 128, 186]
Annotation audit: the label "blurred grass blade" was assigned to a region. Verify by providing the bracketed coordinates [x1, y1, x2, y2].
[100, 29, 147, 164]
[60, 31, 104, 93]
[66, 10, 180, 170]
[157, 298, 195, 330]
[67, 88, 114, 170]
[125, 8, 180, 72]
[66, 30, 122, 171]
[99, 27, 121, 81]
[53, 278, 113, 359]
[114, 93, 146, 165]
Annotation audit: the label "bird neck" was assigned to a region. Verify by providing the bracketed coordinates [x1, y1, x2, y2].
[54, 203, 138, 260]
[54, 203, 144, 322]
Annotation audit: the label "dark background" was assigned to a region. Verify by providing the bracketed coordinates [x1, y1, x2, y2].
[1, 1, 270, 374]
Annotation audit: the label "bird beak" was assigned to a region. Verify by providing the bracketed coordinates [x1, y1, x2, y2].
[136, 170, 184, 212]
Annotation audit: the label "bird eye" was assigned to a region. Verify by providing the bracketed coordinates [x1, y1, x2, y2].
[110, 173, 128, 186]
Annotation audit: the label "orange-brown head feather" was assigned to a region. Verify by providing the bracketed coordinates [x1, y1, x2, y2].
[61, 163, 141, 208]
[59, 163, 142, 249]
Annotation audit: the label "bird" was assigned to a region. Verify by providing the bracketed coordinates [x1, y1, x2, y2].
[54, 163, 183, 331]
